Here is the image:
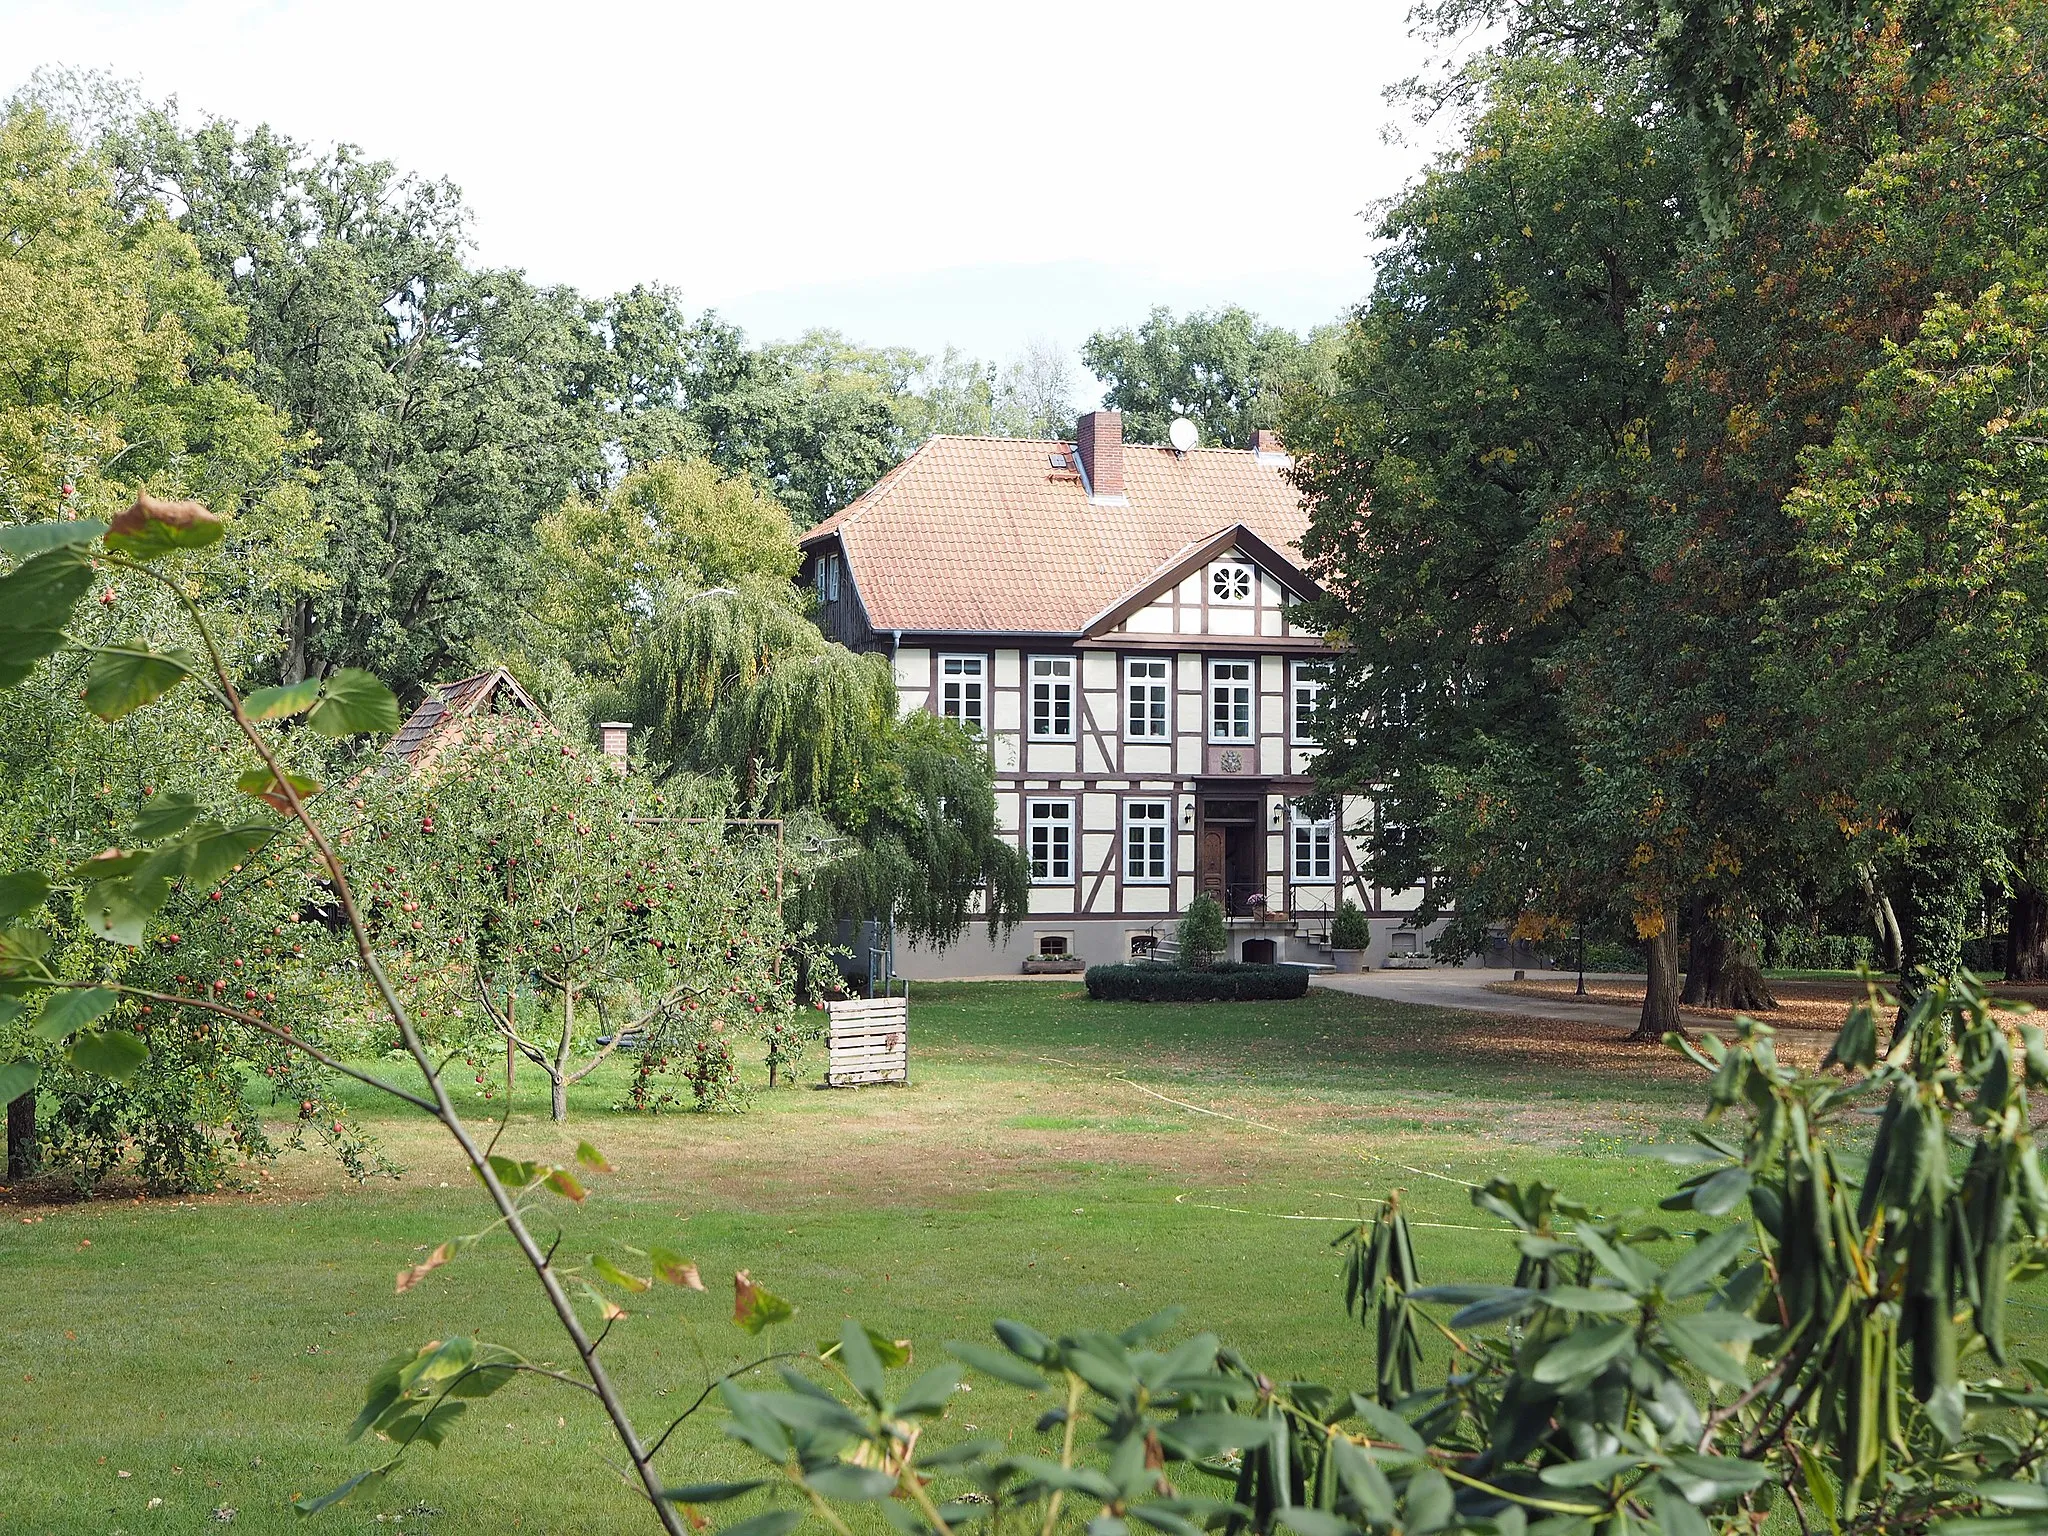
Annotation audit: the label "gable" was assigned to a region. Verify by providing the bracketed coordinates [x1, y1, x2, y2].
[1082, 526, 1326, 644]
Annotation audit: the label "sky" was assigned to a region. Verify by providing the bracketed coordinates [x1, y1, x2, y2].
[4, 0, 1449, 381]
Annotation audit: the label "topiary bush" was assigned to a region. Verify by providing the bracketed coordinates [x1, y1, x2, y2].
[1176, 893, 1227, 967]
[1085, 961, 1309, 1002]
[1330, 898, 1371, 950]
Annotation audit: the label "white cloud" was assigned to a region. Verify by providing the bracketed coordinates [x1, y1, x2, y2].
[8, 0, 1441, 351]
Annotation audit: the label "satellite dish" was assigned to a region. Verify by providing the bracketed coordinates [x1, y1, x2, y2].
[1168, 417, 1200, 453]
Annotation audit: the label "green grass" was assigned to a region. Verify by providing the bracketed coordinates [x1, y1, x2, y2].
[0, 983, 1836, 1532]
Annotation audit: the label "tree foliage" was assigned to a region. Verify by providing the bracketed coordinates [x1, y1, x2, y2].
[1084, 305, 1339, 448]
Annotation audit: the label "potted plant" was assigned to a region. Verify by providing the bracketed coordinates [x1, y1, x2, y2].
[1328, 900, 1371, 972]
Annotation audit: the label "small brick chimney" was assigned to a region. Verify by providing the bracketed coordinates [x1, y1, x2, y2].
[1251, 429, 1281, 455]
[1075, 410, 1124, 500]
[599, 721, 632, 762]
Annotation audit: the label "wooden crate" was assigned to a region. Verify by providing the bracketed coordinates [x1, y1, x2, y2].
[825, 996, 909, 1086]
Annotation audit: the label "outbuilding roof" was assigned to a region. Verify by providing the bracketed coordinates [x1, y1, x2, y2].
[384, 666, 539, 765]
[800, 435, 1310, 635]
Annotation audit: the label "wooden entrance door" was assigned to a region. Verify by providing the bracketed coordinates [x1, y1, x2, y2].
[1199, 826, 1226, 904]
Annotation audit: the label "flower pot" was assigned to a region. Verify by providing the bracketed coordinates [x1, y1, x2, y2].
[1329, 949, 1366, 974]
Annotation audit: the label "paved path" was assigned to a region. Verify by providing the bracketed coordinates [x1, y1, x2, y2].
[1313, 967, 1651, 1033]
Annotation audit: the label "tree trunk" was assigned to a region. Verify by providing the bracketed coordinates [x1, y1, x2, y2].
[551, 986, 574, 1124]
[6, 1089, 35, 1181]
[1893, 843, 1976, 1041]
[2008, 884, 2048, 982]
[1629, 918, 1683, 1042]
[1681, 900, 1777, 1010]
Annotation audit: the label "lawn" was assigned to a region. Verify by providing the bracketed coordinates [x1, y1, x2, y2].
[0, 981, 1942, 1534]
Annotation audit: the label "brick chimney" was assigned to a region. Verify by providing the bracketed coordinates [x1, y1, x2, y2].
[1251, 427, 1291, 466]
[599, 721, 632, 763]
[1075, 410, 1124, 500]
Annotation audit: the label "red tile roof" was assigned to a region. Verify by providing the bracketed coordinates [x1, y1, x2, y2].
[801, 435, 1309, 635]
[385, 666, 539, 765]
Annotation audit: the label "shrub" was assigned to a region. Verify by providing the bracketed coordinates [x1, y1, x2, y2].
[1766, 927, 1875, 971]
[1176, 894, 1226, 966]
[1085, 961, 1309, 1002]
[1329, 899, 1371, 950]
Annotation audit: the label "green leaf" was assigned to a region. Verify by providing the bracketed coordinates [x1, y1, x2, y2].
[661, 1480, 774, 1505]
[71, 849, 148, 882]
[0, 925, 51, 974]
[84, 643, 194, 721]
[1691, 1166, 1754, 1218]
[1274, 1511, 1359, 1536]
[733, 1272, 795, 1335]
[69, 1028, 148, 1080]
[1118, 1306, 1186, 1347]
[80, 876, 169, 946]
[806, 1463, 899, 1501]
[1661, 1224, 1751, 1300]
[542, 1167, 587, 1203]
[306, 668, 402, 737]
[1532, 1321, 1635, 1384]
[31, 987, 118, 1041]
[0, 871, 50, 921]
[104, 497, 224, 559]
[1652, 1479, 1713, 1536]
[1931, 1518, 2048, 1535]
[127, 790, 203, 842]
[591, 1254, 650, 1293]
[1660, 1315, 1751, 1386]
[0, 1058, 39, 1108]
[895, 1363, 964, 1417]
[1660, 1452, 1775, 1503]
[1329, 1437, 1395, 1523]
[1981, 1483, 2048, 1512]
[648, 1245, 704, 1289]
[243, 677, 321, 721]
[485, 1154, 543, 1189]
[147, 821, 276, 892]
[0, 547, 92, 635]
[1536, 1285, 1639, 1315]
[1539, 1453, 1658, 1487]
[0, 624, 72, 689]
[1157, 1412, 1266, 1459]
[1349, 1398, 1427, 1456]
[291, 1465, 389, 1515]
[839, 1317, 888, 1406]
[946, 1339, 1050, 1388]
[0, 520, 107, 557]
[235, 766, 321, 812]
[575, 1140, 613, 1174]
[715, 1511, 804, 1536]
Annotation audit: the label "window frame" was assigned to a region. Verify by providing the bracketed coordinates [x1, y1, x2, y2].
[1208, 658, 1255, 743]
[815, 551, 842, 603]
[1028, 655, 1076, 742]
[1123, 656, 1171, 741]
[1209, 560, 1255, 605]
[1291, 809, 1335, 882]
[1122, 798, 1172, 885]
[1025, 797, 1076, 885]
[937, 653, 988, 736]
[1291, 661, 1328, 745]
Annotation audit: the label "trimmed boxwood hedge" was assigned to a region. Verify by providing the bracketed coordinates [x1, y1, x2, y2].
[1084, 961, 1311, 1003]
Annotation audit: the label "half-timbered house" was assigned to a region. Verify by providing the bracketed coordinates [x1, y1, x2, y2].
[798, 410, 1437, 977]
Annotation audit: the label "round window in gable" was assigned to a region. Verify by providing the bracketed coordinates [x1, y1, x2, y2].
[1211, 562, 1254, 603]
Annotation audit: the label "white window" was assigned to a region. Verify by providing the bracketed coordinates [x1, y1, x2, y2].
[1123, 800, 1171, 883]
[939, 655, 985, 735]
[815, 552, 841, 603]
[1029, 656, 1074, 740]
[1292, 662, 1327, 743]
[1210, 561, 1254, 604]
[1291, 811, 1334, 881]
[1124, 657, 1170, 740]
[1209, 659, 1254, 742]
[1027, 800, 1073, 883]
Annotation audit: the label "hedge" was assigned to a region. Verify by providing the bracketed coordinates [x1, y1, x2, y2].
[1084, 962, 1311, 1003]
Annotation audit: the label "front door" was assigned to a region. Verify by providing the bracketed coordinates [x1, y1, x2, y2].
[1199, 827, 1226, 904]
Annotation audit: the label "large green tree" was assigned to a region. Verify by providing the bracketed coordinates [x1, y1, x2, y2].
[630, 586, 1028, 948]
[1085, 305, 1337, 448]
[1289, 33, 1702, 1033]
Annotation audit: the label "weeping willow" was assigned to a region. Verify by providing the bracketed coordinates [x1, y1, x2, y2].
[635, 585, 894, 809]
[632, 586, 1028, 943]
